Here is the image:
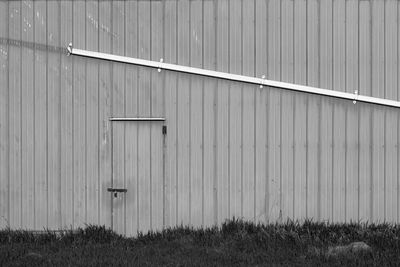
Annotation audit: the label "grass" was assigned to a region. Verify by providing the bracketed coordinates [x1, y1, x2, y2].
[1, 218, 400, 266]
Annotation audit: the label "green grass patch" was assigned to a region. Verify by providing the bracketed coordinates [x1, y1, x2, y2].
[1, 218, 400, 266]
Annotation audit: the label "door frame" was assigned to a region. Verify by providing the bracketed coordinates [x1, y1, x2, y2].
[108, 117, 167, 234]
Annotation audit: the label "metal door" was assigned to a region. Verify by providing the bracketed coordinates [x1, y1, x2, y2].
[110, 118, 166, 236]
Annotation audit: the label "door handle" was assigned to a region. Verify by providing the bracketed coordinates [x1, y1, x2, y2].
[107, 188, 127, 198]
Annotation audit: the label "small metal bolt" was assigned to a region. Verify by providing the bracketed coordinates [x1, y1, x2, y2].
[158, 58, 163, 72]
[260, 75, 266, 88]
[353, 90, 358, 104]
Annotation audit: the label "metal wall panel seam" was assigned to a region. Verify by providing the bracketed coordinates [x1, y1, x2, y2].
[45, 0, 49, 228]
[124, 0, 138, 236]
[163, 0, 177, 228]
[72, 1, 86, 228]
[71, 0, 75, 229]
[85, 0, 100, 227]
[60, 0, 73, 229]
[253, 0, 257, 222]
[397, 0, 400, 223]
[124, 0, 127, 235]
[174, 0, 179, 226]
[6, 0, 10, 229]
[200, 0, 205, 226]
[135, 0, 140, 232]
[19, 0, 23, 228]
[254, 0, 267, 224]
[357, 0, 361, 222]
[57, 0, 62, 229]
[212, 0, 218, 226]
[47, 0, 62, 229]
[9, 0, 22, 229]
[162, 0, 167, 229]
[109, 0, 113, 231]
[202, 0, 216, 227]
[188, 0, 191, 226]
[97, 0, 100, 226]
[150, 0, 165, 231]
[111, 0, 127, 234]
[0, 0, 10, 229]
[369, 0, 373, 222]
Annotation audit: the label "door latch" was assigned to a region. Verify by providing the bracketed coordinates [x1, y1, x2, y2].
[107, 188, 127, 198]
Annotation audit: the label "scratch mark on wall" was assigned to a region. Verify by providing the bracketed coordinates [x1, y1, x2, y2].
[87, 13, 117, 38]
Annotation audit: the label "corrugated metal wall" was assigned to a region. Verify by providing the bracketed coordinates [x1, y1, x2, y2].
[1, 0, 400, 235]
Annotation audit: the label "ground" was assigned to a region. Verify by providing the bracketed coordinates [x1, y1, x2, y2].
[1, 219, 400, 266]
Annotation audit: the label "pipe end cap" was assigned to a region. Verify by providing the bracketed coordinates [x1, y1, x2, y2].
[67, 43, 72, 55]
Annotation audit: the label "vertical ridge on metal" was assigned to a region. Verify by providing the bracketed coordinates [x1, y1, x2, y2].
[67, 43, 400, 108]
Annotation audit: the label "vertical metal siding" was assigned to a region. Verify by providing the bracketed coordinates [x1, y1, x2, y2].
[98, 0, 112, 230]
[60, 0, 73, 229]
[0, 1, 9, 229]
[1, 0, 400, 235]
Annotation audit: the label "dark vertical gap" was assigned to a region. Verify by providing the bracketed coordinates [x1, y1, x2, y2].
[227, 0, 231, 218]
[136, 1, 140, 231]
[71, 1, 75, 228]
[240, 0, 244, 218]
[266, 0, 269, 78]
[175, 2, 179, 227]
[149, 1, 153, 230]
[5, 0, 10, 228]
[162, 0, 166, 229]
[344, 0, 347, 223]
[96, 0, 100, 225]
[201, 0, 205, 226]
[58, 0, 63, 228]
[397, 0, 400, 223]
[305, 0, 310, 90]
[253, 0, 257, 222]
[175, 0, 179, 225]
[304, 1, 310, 218]
[383, 0, 387, 221]
[45, 0, 49, 228]
[32, 0, 36, 229]
[188, 0, 192, 225]
[357, 0, 361, 222]
[123, 0, 127, 235]
[291, 100, 295, 219]
[213, 0, 218, 225]
[369, 0, 373, 222]
[331, 1, 334, 221]
[265, 0, 269, 224]
[109, 0, 113, 230]
[305, 0, 309, 219]
[317, 0, 322, 221]
[19, 0, 23, 228]
[383, 1, 387, 221]
[290, 0, 295, 220]
[278, 0, 282, 220]
[84, 0, 88, 225]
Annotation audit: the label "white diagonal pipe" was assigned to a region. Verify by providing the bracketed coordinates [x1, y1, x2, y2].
[67, 43, 400, 109]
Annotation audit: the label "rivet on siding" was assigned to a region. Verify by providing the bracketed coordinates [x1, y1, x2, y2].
[353, 90, 358, 104]
[158, 58, 163, 73]
[260, 75, 266, 89]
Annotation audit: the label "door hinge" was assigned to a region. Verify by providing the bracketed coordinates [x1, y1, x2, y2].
[162, 125, 167, 135]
